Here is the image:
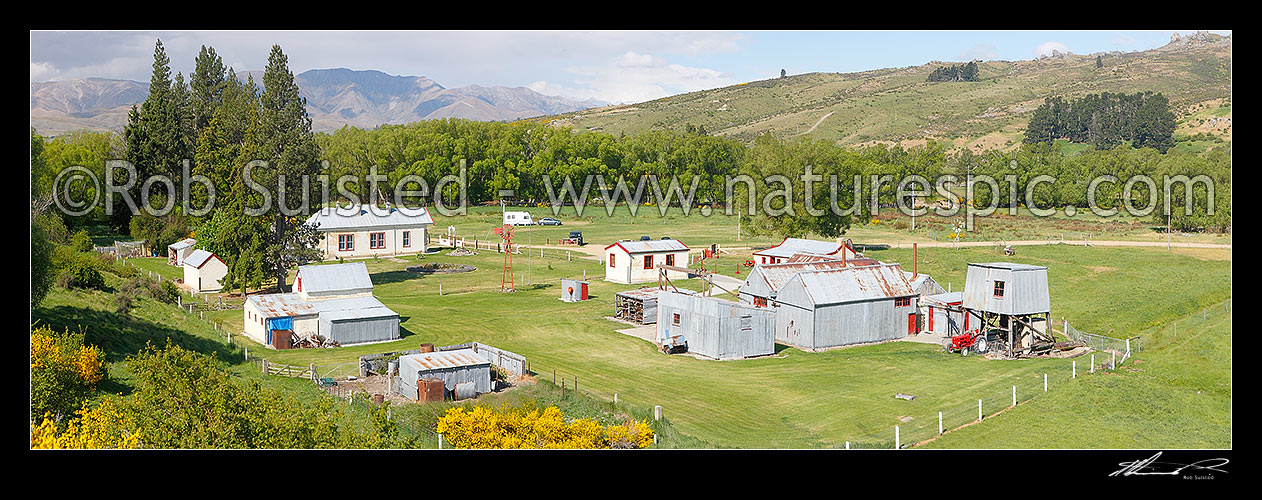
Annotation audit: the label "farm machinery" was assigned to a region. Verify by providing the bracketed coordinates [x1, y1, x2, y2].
[558, 230, 584, 246]
[945, 328, 1082, 358]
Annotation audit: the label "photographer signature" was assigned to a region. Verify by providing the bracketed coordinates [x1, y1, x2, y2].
[1110, 452, 1229, 477]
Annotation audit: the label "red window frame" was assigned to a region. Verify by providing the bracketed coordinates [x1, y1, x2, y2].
[754, 297, 768, 307]
[644, 255, 654, 270]
[993, 281, 1005, 298]
[402, 231, 411, 248]
[338, 234, 354, 251]
[666, 254, 675, 266]
[895, 297, 912, 307]
[370, 232, 386, 249]
[609, 253, 616, 267]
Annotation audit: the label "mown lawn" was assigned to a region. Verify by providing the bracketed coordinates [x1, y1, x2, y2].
[224, 242, 1229, 448]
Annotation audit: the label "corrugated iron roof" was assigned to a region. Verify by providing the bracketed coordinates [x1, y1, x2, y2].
[168, 238, 196, 250]
[755, 260, 851, 292]
[309, 295, 398, 320]
[401, 349, 491, 371]
[755, 238, 844, 259]
[183, 249, 219, 269]
[305, 204, 434, 231]
[969, 262, 1047, 271]
[247, 293, 318, 318]
[296, 262, 374, 294]
[605, 239, 689, 254]
[792, 263, 917, 305]
[925, 291, 964, 305]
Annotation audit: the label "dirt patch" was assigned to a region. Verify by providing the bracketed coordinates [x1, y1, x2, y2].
[898, 416, 914, 423]
[407, 263, 476, 274]
[1171, 247, 1232, 261]
[1085, 266, 1118, 273]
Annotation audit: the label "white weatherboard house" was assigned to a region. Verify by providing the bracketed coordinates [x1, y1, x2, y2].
[168, 238, 196, 266]
[306, 205, 433, 260]
[754, 238, 858, 265]
[182, 249, 228, 293]
[605, 239, 691, 284]
[243, 262, 400, 348]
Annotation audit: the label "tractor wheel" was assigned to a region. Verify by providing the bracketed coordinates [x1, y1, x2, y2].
[941, 339, 951, 351]
[961, 347, 969, 357]
[975, 337, 988, 354]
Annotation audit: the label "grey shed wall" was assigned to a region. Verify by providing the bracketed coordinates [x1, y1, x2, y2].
[962, 264, 1050, 315]
[320, 313, 400, 345]
[774, 277, 916, 349]
[394, 354, 492, 399]
[656, 292, 775, 359]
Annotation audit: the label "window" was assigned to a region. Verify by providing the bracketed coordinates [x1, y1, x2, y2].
[993, 281, 1005, 298]
[338, 234, 354, 251]
[754, 297, 768, 307]
[370, 232, 386, 249]
[296, 278, 302, 292]
[895, 297, 912, 307]
[609, 254, 616, 267]
[740, 315, 752, 331]
[402, 231, 411, 248]
[665, 254, 675, 266]
[672, 313, 681, 326]
[644, 255, 654, 269]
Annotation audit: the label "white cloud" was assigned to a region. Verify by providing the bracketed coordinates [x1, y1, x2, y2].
[956, 44, 997, 61]
[1035, 41, 1069, 57]
[547, 51, 733, 104]
[1112, 35, 1135, 47]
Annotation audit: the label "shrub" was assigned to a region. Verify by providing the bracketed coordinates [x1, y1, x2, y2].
[71, 230, 94, 252]
[59, 258, 106, 291]
[149, 280, 180, 305]
[30, 325, 106, 421]
[436, 404, 654, 449]
[31, 399, 142, 449]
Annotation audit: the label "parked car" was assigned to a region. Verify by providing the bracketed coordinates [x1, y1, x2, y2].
[538, 217, 562, 226]
[640, 235, 651, 241]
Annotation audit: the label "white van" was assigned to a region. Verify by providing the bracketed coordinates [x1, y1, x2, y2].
[503, 211, 535, 226]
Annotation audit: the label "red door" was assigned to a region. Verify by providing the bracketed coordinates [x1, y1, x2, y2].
[908, 313, 917, 335]
[928, 307, 935, 332]
[580, 282, 589, 300]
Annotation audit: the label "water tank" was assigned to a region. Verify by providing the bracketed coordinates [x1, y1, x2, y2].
[453, 381, 477, 400]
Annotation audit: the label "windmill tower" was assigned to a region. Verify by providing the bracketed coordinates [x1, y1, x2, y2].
[494, 224, 515, 292]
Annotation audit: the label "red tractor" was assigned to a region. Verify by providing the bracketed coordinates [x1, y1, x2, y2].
[944, 329, 993, 356]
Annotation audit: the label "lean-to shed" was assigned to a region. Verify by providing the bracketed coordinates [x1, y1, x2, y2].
[773, 263, 920, 349]
[393, 349, 492, 401]
[656, 291, 775, 359]
[922, 292, 964, 335]
[243, 293, 319, 346]
[167, 238, 196, 266]
[310, 295, 400, 345]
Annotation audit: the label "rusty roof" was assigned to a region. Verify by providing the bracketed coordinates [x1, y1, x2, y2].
[754, 260, 851, 292]
[754, 238, 849, 259]
[790, 263, 918, 305]
[400, 349, 491, 371]
[246, 293, 318, 318]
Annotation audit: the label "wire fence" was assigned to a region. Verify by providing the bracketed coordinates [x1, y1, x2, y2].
[1063, 320, 1141, 366]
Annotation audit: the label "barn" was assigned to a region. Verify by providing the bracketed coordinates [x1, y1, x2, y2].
[772, 264, 920, 350]
[311, 296, 400, 345]
[243, 261, 399, 348]
[656, 291, 775, 359]
[294, 262, 374, 299]
[167, 238, 196, 266]
[604, 239, 691, 284]
[753, 238, 858, 265]
[182, 249, 227, 293]
[243, 293, 319, 347]
[393, 349, 493, 401]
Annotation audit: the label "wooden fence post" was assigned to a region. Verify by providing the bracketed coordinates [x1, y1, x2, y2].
[1044, 373, 1047, 392]
[978, 399, 982, 421]
[654, 405, 662, 421]
[261, 359, 268, 375]
[939, 411, 943, 435]
[895, 426, 900, 449]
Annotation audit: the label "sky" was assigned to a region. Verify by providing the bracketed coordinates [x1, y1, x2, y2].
[30, 30, 1231, 105]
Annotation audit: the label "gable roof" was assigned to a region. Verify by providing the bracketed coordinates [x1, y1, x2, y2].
[787, 264, 918, 306]
[604, 239, 689, 254]
[183, 249, 222, 269]
[246, 293, 318, 318]
[754, 238, 852, 259]
[968, 262, 1048, 271]
[306, 205, 434, 232]
[295, 262, 374, 295]
[750, 260, 851, 293]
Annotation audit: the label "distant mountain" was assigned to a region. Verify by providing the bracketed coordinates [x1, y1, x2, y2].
[30, 68, 604, 136]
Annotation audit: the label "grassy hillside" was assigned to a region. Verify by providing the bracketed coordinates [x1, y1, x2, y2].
[539, 37, 1231, 151]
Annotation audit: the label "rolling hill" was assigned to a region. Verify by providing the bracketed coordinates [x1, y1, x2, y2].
[539, 32, 1232, 151]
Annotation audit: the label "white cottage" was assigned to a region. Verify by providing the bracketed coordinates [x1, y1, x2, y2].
[306, 205, 434, 260]
[183, 249, 227, 293]
[604, 239, 691, 284]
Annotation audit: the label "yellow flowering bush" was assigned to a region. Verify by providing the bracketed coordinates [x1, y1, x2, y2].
[437, 405, 654, 449]
[30, 325, 107, 420]
[30, 399, 141, 449]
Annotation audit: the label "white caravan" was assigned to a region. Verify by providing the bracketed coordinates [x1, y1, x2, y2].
[503, 211, 535, 226]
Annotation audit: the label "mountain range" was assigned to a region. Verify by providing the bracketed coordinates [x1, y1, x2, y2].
[30, 68, 604, 136]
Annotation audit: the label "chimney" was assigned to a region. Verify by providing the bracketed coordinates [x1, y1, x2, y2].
[912, 243, 918, 279]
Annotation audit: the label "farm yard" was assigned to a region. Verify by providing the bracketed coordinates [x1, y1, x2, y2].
[117, 208, 1233, 449]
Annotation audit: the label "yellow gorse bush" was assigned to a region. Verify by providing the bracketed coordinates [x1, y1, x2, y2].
[30, 327, 106, 388]
[30, 399, 141, 449]
[436, 405, 654, 449]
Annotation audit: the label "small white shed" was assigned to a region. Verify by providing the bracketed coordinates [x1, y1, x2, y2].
[604, 239, 691, 284]
[183, 249, 227, 292]
[168, 238, 196, 266]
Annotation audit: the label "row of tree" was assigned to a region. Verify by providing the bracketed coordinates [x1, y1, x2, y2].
[1024, 92, 1178, 152]
[926, 62, 980, 82]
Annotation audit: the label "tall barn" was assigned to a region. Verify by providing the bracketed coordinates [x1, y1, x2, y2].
[772, 264, 920, 350]
[604, 239, 691, 284]
[655, 291, 775, 359]
[962, 262, 1052, 355]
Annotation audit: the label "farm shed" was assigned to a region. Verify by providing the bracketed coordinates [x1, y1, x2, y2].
[922, 292, 964, 335]
[738, 259, 850, 308]
[772, 264, 920, 350]
[167, 238, 196, 266]
[604, 239, 691, 284]
[754, 237, 857, 265]
[393, 349, 492, 401]
[905, 272, 946, 297]
[294, 262, 375, 300]
[615, 288, 662, 324]
[243, 293, 319, 347]
[182, 249, 227, 293]
[962, 262, 1052, 356]
[656, 291, 775, 359]
[310, 296, 400, 345]
[306, 204, 433, 260]
[560, 279, 590, 302]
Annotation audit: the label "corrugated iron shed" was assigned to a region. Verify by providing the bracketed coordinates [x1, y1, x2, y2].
[168, 238, 196, 251]
[962, 262, 1050, 315]
[246, 293, 318, 318]
[305, 204, 434, 231]
[792, 264, 918, 306]
[295, 262, 374, 297]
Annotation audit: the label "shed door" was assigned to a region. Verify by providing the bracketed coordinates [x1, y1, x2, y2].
[928, 307, 935, 332]
[908, 313, 917, 335]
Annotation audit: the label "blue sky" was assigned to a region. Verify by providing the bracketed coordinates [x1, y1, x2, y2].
[31, 30, 1230, 104]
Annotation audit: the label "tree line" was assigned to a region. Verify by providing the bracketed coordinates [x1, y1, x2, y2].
[1023, 92, 1177, 152]
[926, 62, 980, 82]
